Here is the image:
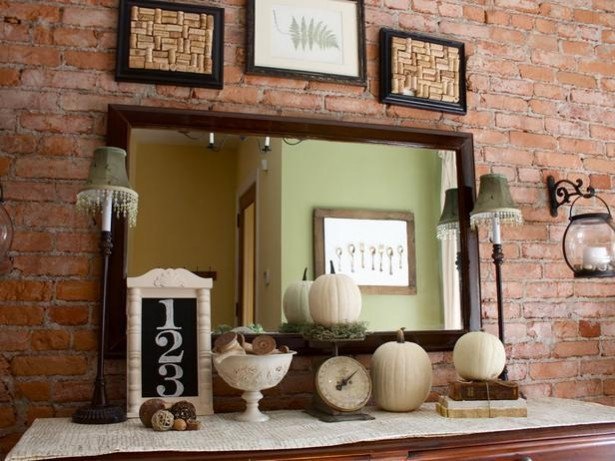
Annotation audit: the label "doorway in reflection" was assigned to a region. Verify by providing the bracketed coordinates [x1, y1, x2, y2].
[238, 183, 256, 326]
[127, 130, 461, 332]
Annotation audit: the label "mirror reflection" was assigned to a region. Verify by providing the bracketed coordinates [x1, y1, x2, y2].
[128, 129, 461, 332]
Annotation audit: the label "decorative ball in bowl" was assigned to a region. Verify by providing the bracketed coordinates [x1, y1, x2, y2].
[213, 351, 296, 422]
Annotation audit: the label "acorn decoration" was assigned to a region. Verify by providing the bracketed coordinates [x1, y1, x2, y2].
[170, 401, 197, 421]
[151, 409, 175, 431]
[186, 419, 201, 430]
[172, 419, 187, 431]
[139, 398, 166, 428]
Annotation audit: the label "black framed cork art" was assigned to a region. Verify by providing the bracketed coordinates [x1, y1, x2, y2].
[379, 29, 466, 114]
[116, 0, 224, 88]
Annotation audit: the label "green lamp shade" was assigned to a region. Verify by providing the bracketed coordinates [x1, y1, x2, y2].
[470, 174, 522, 228]
[76, 147, 139, 227]
[437, 188, 459, 240]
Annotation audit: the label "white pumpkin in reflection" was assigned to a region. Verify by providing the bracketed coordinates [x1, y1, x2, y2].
[283, 268, 313, 324]
[308, 263, 361, 326]
[453, 331, 506, 381]
[371, 329, 433, 412]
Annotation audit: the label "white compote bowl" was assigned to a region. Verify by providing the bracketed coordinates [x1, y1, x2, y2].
[213, 351, 296, 422]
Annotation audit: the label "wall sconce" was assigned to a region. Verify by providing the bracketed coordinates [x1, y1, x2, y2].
[204, 132, 271, 155]
[547, 176, 615, 278]
[261, 136, 271, 152]
[183, 131, 272, 167]
[74, 147, 139, 424]
[205, 132, 230, 152]
[0, 181, 13, 272]
[178, 130, 227, 152]
[470, 174, 523, 381]
[258, 136, 271, 171]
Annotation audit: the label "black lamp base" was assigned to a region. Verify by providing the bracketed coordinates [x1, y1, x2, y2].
[72, 404, 126, 425]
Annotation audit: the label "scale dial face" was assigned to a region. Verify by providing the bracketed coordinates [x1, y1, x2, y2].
[315, 356, 372, 412]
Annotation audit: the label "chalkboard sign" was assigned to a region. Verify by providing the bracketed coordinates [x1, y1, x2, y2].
[141, 297, 198, 398]
[126, 268, 213, 417]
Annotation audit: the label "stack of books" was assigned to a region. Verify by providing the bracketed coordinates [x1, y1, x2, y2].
[436, 380, 527, 418]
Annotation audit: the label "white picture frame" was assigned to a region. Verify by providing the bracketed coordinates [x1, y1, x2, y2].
[246, 0, 366, 85]
[126, 268, 213, 417]
[314, 208, 417, 295]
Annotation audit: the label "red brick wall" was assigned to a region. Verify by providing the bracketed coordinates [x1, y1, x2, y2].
[1, 0, 614, 454]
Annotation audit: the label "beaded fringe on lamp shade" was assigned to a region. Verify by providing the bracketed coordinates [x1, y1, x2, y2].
[437, 188, 459, 240]
[76, 146, 139, 227]
[470, 174, 523, 228]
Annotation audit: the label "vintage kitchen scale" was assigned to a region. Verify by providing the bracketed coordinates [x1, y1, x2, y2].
[306, 340, 375, 423]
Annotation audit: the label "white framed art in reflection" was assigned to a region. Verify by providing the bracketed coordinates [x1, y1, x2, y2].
[313, 208, 416, 295]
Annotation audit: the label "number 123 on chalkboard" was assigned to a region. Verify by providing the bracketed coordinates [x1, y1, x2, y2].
[142, 298, 198, 398]
[127, 269, 213, 417]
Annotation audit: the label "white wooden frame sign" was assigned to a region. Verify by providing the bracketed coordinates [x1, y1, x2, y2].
[126, 268, 213, 417]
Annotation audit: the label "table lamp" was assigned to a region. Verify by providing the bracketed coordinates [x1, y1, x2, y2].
[73, 146, 138, 424]
[470, 174, 522, 381]
[436, 188, 459, 241]
[437, 188, 463, 330]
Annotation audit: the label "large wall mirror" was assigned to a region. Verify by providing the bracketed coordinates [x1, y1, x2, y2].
[106, 105, 481, 357]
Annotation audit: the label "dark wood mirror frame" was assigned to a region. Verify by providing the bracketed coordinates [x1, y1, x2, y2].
[105, 104, 481, 358]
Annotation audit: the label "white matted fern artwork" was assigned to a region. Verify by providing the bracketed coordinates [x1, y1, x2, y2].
[247, 0, 366, 85]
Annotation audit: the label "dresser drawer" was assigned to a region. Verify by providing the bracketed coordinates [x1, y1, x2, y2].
[406, 434, 615, 461]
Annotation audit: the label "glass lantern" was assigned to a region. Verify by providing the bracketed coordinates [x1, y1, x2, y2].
[563, 199, 615, 278]
[0, 205, 12, 259]
[0, 184, 13, 272]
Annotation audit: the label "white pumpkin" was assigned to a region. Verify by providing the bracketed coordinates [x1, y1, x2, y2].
[453, 331, 506, 381]
[371, 329, 432, 412]
[283, 268, 313, 324]
[308, 263, 361, 326]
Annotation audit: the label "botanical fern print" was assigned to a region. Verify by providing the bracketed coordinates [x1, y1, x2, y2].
[274, 10, 339, 51]
[289, 17, 339, 51]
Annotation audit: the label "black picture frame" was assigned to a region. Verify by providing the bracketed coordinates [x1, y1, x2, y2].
[116, 0, 224, 88]
[379, 28, 466, 114]
[246, 0, 366, 85]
